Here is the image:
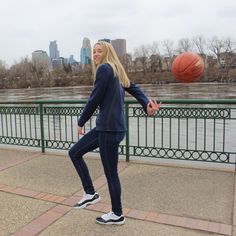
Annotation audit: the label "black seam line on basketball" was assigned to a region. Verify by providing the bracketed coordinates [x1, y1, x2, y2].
[177, 56, 201, 74]
[193, 65, 203, 71]
[192, 66, 204, 76]
[177, 58, 200, 74]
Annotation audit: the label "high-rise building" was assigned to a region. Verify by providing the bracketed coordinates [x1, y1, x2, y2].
[111, 39, 126, 58]
[80, 37, 91, 65]
[68, 55, 78, 65]
[32, 50, 50, 70]
[98, 38, 111, 43]
[49, 40, 60, 60]
[51, 57, 65, 70]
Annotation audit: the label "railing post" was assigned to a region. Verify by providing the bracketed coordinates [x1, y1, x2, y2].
[125, 102, 130, 162]
[39, 103, 45, 153]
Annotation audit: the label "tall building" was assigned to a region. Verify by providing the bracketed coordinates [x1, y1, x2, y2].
[32, 50, 50, 70]
[98, 38, 111, 43]
[80, 37, 91, 65]
[49, 40, 60, 60]
[68, 55, 78, 65]
[111, 39, 126, 58]
[51, 57, 65, 70]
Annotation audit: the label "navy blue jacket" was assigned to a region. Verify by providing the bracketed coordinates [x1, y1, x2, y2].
[78, 63, 149, 131]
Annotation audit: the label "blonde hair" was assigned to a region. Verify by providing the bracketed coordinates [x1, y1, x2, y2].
[92, 41, 130, 88]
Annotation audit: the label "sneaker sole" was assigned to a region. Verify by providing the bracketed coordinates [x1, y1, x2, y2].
[96, 219, 125, 225]
[74, 196, 101, 209]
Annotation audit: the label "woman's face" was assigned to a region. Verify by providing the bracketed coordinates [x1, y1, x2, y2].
[93, 44, 104, 66]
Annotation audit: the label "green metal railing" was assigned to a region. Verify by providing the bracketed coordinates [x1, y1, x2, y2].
[0, 99, 235, 165]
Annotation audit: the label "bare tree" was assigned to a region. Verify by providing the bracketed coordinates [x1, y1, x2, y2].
[148, 54, 161, 72]
[133, 45, 150, 58]
[177, 38, 193, 52]
[162, 40, 174, 57]
[224, 37, 236, 53]
[192, 36, 206, 55]
[120, 53, 132, 72]
[6, 57, 53, 88]
[133, 45, 150, 73]
[222, 37, 236, 67]
[149, 41, 160, 55]
[162, 40, 174, 71]
[0, 60, 7, 77]
[0, 60, 7, 88]
[148, 42, 163, 72]
[208, 36, 225, 63]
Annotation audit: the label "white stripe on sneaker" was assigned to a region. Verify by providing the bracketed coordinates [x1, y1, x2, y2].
[74, 192, 101, 209]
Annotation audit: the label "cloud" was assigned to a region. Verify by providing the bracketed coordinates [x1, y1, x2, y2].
[0, 0, 236, 66]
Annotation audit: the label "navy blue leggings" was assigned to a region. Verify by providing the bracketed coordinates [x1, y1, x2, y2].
[68, 128, 125, 216]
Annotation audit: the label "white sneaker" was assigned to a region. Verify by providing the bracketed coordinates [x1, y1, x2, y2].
[74, 192, 101, 209]
[96, 211, 125, 225]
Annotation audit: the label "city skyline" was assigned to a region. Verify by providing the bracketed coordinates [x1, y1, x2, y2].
[1, 0, 236, 66]
[5, 34, 236, 69]
[33, 37, 127, 67]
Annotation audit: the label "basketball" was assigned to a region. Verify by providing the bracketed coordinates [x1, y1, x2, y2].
[171, 52, 204, 83]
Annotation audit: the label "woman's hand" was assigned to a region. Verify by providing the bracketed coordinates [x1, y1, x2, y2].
[78, 126, 85, 135]
[147, 99, 161, 116]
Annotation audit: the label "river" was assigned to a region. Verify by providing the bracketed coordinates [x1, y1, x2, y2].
[0, 82, 235, 168]
[0, 82, 235, 102]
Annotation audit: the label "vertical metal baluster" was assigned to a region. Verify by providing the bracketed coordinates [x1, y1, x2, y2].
[125, 102, 129, 162]
[39, 103, 45, 153]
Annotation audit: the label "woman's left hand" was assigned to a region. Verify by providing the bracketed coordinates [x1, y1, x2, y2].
[78, 126, 85, 135]
[147, 99, 161, 116]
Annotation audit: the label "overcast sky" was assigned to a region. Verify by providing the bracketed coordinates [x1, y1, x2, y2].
[0, 0, 235, 66]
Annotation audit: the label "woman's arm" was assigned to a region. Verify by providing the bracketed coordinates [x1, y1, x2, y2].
[78, 64, 112, 128]
[125, 82, 149, 113]
[125, 82, 161, 115]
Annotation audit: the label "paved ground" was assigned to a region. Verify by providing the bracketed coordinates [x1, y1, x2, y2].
[0, 147, 235, 236]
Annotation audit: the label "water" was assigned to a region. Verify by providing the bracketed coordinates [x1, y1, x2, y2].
[0, 82, 235, 102]
[0, 82, 235, 168]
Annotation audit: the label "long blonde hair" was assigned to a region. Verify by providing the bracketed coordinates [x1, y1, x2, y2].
[92, 41, 130, 88]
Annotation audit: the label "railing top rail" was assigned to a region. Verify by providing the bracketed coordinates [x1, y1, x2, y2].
[0, 98, 236, 105]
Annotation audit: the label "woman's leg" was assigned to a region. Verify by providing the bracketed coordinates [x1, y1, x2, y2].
[98, 131, 125, 216]
[68, 128, 99, 194]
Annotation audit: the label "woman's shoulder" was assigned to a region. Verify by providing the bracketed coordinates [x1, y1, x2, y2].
[96, 63, 114, 81]
[97, 63, 113, 73]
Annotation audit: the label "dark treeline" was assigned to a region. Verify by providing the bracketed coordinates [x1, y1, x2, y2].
[0, 36, 236, 89]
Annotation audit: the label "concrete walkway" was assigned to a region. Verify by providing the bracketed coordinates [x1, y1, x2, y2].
[0, 147, 235, 236]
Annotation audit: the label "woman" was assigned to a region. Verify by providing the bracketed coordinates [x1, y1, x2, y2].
[69, 41, 160, 225]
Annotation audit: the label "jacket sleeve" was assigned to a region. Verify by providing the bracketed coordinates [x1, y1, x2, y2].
[78, 64, 112, 127]
[125, 82, 149, 113]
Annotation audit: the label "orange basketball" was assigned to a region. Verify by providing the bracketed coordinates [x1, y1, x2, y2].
[172, 52, 204, 83]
